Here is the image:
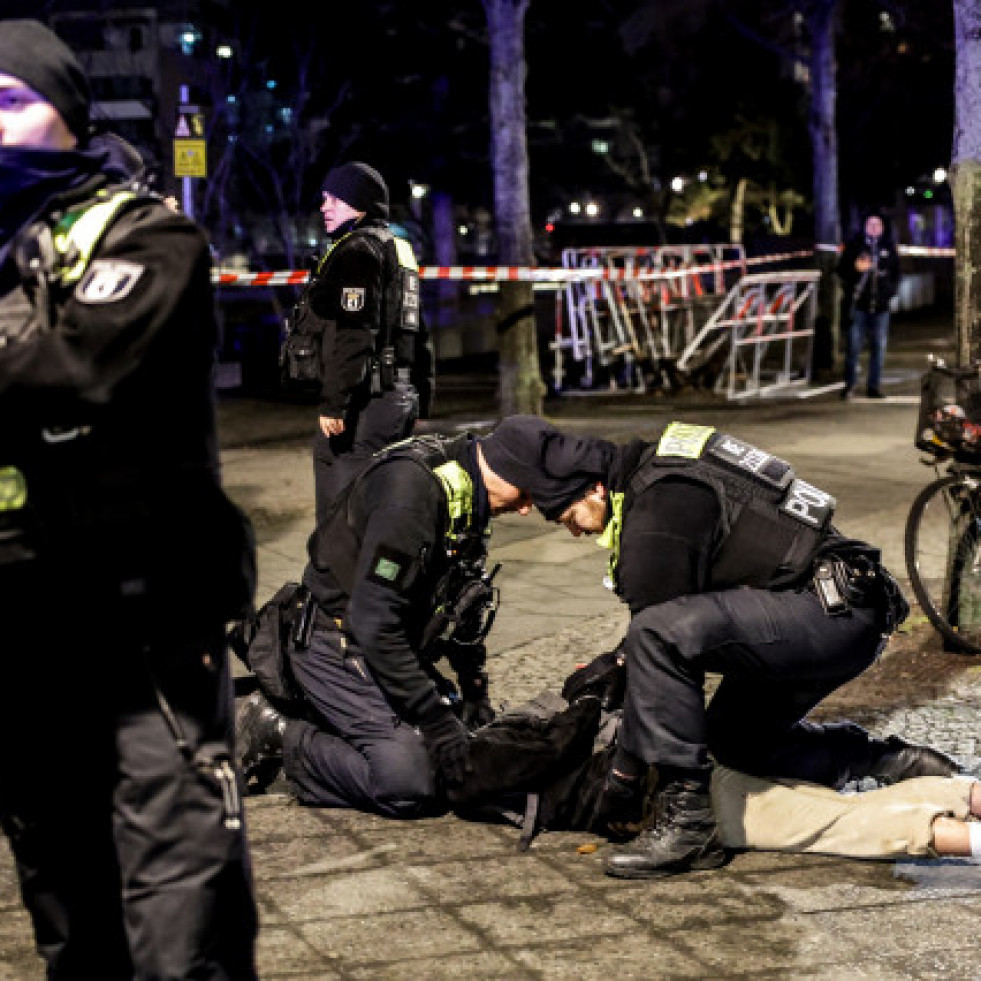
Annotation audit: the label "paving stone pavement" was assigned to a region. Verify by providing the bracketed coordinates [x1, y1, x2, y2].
[3, 314, 981, 978]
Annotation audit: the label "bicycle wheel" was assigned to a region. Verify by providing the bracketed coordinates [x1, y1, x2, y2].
[905, 473, 981, 654]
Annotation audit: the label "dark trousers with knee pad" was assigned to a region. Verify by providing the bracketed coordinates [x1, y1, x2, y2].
[314, 383, 419, 525]
[284, 621, 437, 816]
[0, 588, 258, 980]
[619, 586, 886, 785]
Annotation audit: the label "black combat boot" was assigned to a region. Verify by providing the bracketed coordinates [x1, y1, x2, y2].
[866, 735, 961, 784]
[235, 690, 288, 795]
[604, 775, 725, 879]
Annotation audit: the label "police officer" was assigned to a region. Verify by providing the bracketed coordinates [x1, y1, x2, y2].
[478, 416, 950, 879]
[282, 160, 433, 523]
[0, 21, 258, 977]
[250, 432, 533, 814]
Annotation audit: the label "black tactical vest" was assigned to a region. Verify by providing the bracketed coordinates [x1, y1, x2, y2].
[615, 422, 835, 591]
[282, 224, 420, 385]
[0, 188, 147, 566]
[307, 434, 483, 596]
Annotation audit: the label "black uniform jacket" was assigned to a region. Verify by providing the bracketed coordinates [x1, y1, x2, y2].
[836, 233, 900, 314]
[0, 173, 254, 627]
[608, 440, 721, 615]
[307, 218, 389, 417]
[304, 436, 487, 722]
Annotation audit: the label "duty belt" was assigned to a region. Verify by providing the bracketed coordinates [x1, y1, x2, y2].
[811, 554, 876, 616]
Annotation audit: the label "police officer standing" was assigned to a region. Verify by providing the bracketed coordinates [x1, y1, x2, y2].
[282, 161, 433, 523]
[477, 417, 940, 879]
[0, 21, 258, 977]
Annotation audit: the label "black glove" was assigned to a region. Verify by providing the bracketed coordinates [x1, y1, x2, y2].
[457, 668, 495, 729]
[444, 645, 495, 731]
[590, 769, 646, 838]
[561, 647, 626, 711]
[460, 696, 496, 731]
[419, 706, 471, 787]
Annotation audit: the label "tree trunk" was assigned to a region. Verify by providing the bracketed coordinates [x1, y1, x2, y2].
[952, 0, 981, 365]
[483, 0, 544, 415]
[807, 0, 841, 380]
[431, 191, 460, 336]
[731, 178, 747, 244]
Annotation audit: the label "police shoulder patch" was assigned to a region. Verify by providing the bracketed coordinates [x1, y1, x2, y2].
[366, 544, 415, 591]
[74, 260, 144, 304]
[341, 287, 366, 312]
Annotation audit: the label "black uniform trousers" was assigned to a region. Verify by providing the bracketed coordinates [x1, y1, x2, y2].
[0, 581, 258, 979]
[619, 585, 886, 784]
[283, 619, 437, 816]
[314, 382, 419, 525]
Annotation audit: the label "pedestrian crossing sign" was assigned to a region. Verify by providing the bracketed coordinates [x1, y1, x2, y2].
[174, 139, 207, 178]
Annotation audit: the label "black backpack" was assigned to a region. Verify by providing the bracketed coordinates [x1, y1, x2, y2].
[449, 692, 619, 848]
[232, 581, 312, 716]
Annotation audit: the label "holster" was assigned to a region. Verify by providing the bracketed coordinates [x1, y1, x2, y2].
[812, 552, 909, 632]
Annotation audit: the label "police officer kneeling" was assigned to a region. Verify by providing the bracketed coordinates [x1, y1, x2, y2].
[242, 432, 534, 814]
[478, 417, 944, 879]
[0, 21, 258, 977]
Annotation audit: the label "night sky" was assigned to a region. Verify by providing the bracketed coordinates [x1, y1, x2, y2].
[1, 1, 957, 236]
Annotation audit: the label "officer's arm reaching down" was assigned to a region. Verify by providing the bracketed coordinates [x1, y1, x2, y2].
[615, 477, 720, 613]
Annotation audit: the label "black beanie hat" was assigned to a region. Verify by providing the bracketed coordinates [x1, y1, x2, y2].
[322, 162, 389, 218]
[0, 20, 91, 141]
[480, 416, 615, 520]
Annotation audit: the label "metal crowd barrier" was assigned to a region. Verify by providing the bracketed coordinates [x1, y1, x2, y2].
[552, 244, 747, 393]
[675, 269, 821, 399]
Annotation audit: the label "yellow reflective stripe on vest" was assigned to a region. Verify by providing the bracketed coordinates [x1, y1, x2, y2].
[316, 229, 418, 274]
[393, 237, 419, 271]
[0, 467, 27, 511]
[53, 191, 137, 285]
[433, 460, 473, 540]
[597, 491, 624, 587]
[656, 421, 715, 459]
[316, 230, 355, 274]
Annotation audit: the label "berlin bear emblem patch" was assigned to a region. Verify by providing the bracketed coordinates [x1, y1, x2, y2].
[75, 260, 144, 304]
[341, 287, 365, 312]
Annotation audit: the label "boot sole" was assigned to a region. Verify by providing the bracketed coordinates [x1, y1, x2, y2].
[604, 851, 726, 880]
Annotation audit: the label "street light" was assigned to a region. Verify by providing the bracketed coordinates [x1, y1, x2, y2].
[216, 44, 233, 59]
[632, 207, 644, 219]
[670, 176, 684, 193]
[933, 167, 948, 184]
[410, 182, 429, 199]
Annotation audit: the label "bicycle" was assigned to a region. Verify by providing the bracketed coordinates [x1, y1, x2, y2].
[905, 357, 981, 654]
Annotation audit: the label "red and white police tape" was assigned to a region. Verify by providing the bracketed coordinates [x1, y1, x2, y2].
[815, 243, 956, 257]
[211, 243, 957, 288]
[211, 249, 816, 287]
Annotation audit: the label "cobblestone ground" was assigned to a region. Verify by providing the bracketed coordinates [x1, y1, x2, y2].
[490, 608, 981, 770]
